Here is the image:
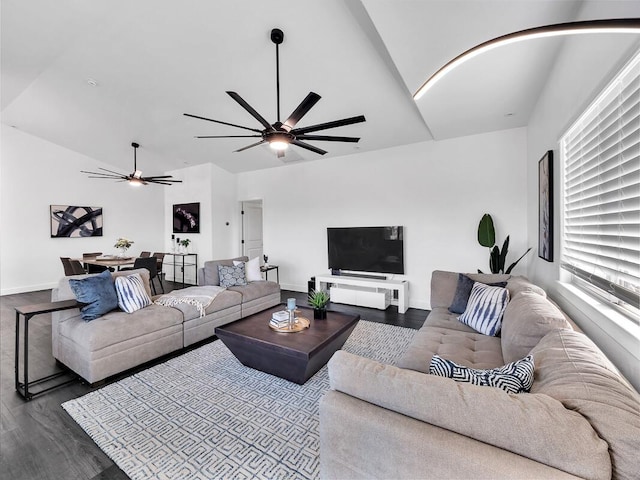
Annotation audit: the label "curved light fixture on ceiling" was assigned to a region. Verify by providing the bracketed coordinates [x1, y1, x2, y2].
[413, 18, 640, 100]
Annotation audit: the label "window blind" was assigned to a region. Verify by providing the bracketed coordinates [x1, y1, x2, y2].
[561, 50, 640, 309]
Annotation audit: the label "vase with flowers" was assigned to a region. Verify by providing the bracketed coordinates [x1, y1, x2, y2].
[114, 237, 134, 257]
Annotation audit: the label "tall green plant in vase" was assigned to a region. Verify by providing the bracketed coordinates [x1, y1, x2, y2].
[477, 213, 531, 274]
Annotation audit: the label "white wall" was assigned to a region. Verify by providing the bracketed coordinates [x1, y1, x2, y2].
[0, 125, 164, 294]
[526, 0, 640, 388]
[163, 162, 239, 283]
[237, 127, 528, 309]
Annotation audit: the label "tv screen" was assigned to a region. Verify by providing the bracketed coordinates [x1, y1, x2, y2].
[327, 226, 404, 275]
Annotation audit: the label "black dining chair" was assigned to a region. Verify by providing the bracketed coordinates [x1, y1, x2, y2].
[123, 257, 161, 295]
[60, 257, 86, 276]
[83, 252, 109, 273]
[152, 252, 166, 293]
[140, 251, 151, 258]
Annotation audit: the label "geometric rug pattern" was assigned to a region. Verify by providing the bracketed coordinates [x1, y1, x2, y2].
[62, 320, 417, 480]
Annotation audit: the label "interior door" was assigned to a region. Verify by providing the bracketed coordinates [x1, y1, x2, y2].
[241, 200, 263, 262]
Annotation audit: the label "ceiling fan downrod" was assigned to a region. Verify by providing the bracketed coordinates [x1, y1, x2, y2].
[271, 28, 284, 122]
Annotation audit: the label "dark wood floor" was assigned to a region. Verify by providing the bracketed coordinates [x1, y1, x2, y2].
[0, 282, 426, 480]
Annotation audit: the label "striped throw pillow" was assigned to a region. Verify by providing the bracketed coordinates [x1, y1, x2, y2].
[458, 282, 509, 336]
[115, 273, 151, 313]
[429, 354, 535, 394]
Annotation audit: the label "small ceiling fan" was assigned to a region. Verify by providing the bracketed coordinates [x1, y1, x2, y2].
[81, 143, 182, 186]
[184, 28, 366, 158]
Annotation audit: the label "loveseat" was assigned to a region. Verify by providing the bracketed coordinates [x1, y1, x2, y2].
[320, 270, 640, 479]
[52, 257, 280, 384]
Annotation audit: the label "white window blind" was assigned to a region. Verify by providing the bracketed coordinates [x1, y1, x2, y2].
[561, 50, 640, 310]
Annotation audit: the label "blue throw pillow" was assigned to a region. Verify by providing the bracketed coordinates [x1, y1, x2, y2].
[449, 274, 508, 314]
[429, 354, 535, 394]
[69, 270, 118, 321]
[217, 264, 247, 287]
[458, 282, 509, 336]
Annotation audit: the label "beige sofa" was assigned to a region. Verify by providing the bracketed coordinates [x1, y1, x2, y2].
[52, 257, 280, 384]
[320, 270, 640, 480]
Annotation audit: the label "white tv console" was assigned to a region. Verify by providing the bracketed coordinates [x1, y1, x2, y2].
[315, 274, 409, 313]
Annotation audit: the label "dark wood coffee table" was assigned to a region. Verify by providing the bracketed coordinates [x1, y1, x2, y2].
[215, 305, 360, 384]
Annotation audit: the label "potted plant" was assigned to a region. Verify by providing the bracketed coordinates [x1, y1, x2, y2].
[114, 237, 134, 257]
[308, 289, 330, 319]
[179, 238, 191, 253]
[477, 213, 531, 274]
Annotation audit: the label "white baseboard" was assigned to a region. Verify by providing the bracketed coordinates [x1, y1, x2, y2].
[1, 282, 57, 296]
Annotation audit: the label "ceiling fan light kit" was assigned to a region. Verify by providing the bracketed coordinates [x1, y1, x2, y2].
[81, 142, 182, 186]
[185, 28, 366, 158]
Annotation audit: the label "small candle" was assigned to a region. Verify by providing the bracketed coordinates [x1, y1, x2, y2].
[287, 298, 296, 311]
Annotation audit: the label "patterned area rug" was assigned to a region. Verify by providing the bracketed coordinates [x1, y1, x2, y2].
[62, 320, 416, 480]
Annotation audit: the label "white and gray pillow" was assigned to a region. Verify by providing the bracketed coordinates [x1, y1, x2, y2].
[114, 273, 151, 313]
[458, 282, 509, 336]
[218, 264, 247, 287]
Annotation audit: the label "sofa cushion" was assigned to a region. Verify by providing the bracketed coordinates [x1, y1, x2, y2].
[430, 270, 511, 310]
[167, 289, 243, 322]
[458, 282, 509, 336]
[530, 329, 640, 480]
[449, 273, 507, 314]
[58, 304, 183, 352]
[68, 270, 118, 321]
[397, 320, 504, 373]
[501, 292, 571, 363]
[202, 256, 248, 286]
[228, 281, 280, 302]
[506, 275, 546, 298]
[329, 351, 611, 480]
[429, 354, 534, 394]
[114, 273, 151, 313]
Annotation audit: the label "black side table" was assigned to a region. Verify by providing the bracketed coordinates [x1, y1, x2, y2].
[260, 265, 279, 283]
[15, 300, 81, 400]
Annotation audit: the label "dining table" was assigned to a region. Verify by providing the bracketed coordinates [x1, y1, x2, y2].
[76, 256, 136, 271]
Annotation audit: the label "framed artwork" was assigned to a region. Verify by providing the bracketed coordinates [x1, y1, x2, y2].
[50, 205, 103, 238]
[538, 150, 553, 262]
[173, 202, 200, 233]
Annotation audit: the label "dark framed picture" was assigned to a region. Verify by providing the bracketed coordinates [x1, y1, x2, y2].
[50, 205, 103, 238]
[538, 150, 553, 262]
[173, 202, 200, 233]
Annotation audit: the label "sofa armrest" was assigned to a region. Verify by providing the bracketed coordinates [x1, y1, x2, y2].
[327, 351, 611, 480]
[320, 390, 583, 480]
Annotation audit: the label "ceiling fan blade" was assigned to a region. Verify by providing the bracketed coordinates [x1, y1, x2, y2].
[183, 113, 263, 133]
[195, 135, 263, 139]
[290, 139, 327, 155]
[283, 92, 321, 130]
[148, 180, 176, 185]
[291, 115, 366, 135]
[296, 134, 360, 143]
[227, 91, 274, 131]
[235, 140, 266, 153]
[81, 171, 127, 179]
[96, 167, 127, 176]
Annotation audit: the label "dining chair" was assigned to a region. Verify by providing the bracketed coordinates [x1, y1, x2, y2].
[152, 252, 166, 293]
[122, 257, 161, 295]
[140, 251, 151, 258]
[60, 257, 86, 276]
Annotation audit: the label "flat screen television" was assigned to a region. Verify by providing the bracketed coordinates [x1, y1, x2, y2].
[327, 226, 404, 275]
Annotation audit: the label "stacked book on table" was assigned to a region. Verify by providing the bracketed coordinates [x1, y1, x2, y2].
[270, 310, 292, 329]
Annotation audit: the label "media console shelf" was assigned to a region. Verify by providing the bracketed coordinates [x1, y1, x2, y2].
[315, 274, 409, 313]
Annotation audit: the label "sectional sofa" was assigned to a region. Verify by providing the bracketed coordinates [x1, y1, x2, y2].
[52, 257, 280, 384]
[320, 270, 640, 480]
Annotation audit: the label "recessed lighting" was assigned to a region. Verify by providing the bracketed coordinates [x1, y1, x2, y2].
[86, 78, 99, 87]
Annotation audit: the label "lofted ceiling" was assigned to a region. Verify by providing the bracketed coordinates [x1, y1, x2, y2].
[2, 0, 638, 175]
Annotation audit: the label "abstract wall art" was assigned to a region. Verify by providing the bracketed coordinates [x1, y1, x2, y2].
[538, 151, 553, 262]
[173, 202, 200, 233]
[50, 205, 103, 238]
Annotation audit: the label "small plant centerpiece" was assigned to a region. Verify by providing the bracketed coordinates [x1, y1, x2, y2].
[477, 213, 531, 274]
[114, 237, 134, 257]
[179, 238, 191, 253]
[308, 289, 330, 319]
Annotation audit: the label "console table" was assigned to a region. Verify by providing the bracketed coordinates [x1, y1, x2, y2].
[315, 274, 410, 313]
[15, 300, 81, 400]
[260, 264, 279, 283]
[164, 253, 198, 287]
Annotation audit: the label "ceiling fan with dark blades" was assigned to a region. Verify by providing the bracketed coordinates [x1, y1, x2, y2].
[184, 28, 366, 158]
[81, 143, 182, 186]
